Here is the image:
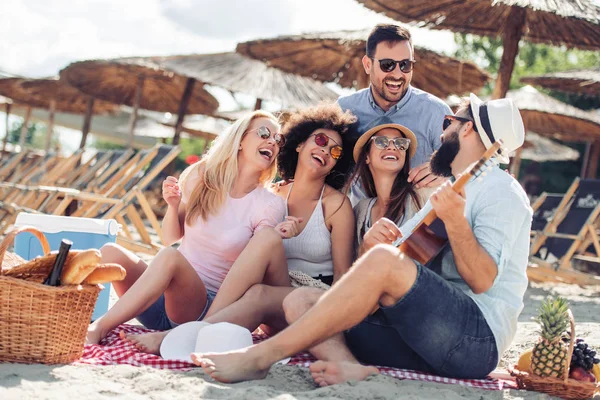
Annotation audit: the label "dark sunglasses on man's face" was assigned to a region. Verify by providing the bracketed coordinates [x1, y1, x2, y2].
[370, 136, 411, 151]
[248, 126, 286, 147]
[312, 132, 343, 160]
[371, 57, 416, 73]
[443, 115, 473, 131]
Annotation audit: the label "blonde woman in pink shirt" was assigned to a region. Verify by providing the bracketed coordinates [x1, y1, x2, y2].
[87, 110, 289, 344]
[121, 104, 357, 355]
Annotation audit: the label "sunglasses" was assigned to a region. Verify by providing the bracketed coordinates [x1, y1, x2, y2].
[371, 57, 416, 73]
[443, 115, 473, 131]
[248, 126, 285, 147]
[370, 136, 411, 151]
[312, 132, 343, 160]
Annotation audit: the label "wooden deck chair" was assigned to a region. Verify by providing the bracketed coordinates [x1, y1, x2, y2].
[529, 178, 600, 285]
[530, 193, 565, 239]
[49, 145, 181, 254]
[0, 150, 30, 180]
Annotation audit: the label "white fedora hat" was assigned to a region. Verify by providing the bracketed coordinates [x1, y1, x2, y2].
[469, 93, 525, 164]
[160, 322, 252, 363]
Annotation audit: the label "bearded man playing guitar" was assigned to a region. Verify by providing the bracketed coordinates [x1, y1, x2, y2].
[190, 94, 533, 385]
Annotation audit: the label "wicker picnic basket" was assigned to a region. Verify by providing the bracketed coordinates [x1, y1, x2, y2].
[0, 226, 101, 364]
[510, 310, 599, 400]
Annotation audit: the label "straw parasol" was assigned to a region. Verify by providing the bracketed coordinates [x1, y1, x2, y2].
[20, 78, 118, 150]
[520, 132, 579, 162]
[152, 52, 339, 109]
[521, 68, 600, 97]
[236, 30, 490, 98]
[505, 86, 600, 176]
[60, 58, 219, 148]
[355, 0, 600, 99]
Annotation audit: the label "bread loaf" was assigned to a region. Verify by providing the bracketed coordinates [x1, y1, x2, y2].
[61, 249, 101, 285]
[82, 263, 126, 284]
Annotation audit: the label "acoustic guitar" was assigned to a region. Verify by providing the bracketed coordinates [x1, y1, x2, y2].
[392, 140, 504, 268]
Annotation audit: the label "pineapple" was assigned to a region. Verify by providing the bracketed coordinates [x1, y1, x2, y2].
[531, 297, 570, 378]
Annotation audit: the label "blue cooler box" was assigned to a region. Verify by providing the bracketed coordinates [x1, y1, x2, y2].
[14, 213, 120, 321]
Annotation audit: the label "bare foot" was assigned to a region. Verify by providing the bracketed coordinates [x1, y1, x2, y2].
[119, 331, 168, 354]
[191, 347, 271, 383]
[309, 360, 379, 387]
[86, 322, 109, 345]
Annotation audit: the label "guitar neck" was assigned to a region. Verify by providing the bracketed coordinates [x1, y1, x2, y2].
[421, 175, 470, 226]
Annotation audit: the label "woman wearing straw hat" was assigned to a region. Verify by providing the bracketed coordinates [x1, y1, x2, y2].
[351, 116, 432, 258]
[87, 110, 289, 344]
[121, 104, 357, 354]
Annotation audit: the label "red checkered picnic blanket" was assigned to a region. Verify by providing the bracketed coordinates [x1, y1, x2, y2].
[79, 324, 515, 391]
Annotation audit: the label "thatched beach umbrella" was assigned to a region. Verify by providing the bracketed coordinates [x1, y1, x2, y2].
[521, 132, 579, 162]
[60, 58, 219, 148]
[0, 78, 43, 149]
[237, 30, 490, 98]
[19, 78, 118, 150]
[153, 52, 338, 109]
[355, 0, 600, 99]
[506, 86, 600, 175]
[521, 68, 600, 97]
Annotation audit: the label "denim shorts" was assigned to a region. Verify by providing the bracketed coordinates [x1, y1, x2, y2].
[344, 263, 498, 379]
[136, 289, 217, 331]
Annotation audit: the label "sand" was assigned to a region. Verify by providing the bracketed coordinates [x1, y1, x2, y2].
[1, 281, 599, 400]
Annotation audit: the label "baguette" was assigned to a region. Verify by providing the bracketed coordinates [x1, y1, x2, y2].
[82, 263, 126, 284]
[61, 249, 101, 285]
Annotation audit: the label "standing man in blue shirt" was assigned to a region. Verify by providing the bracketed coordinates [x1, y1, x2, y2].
[338, 24, 453, 204]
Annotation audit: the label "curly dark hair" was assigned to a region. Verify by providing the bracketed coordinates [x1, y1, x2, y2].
[277, 104, 357, 190]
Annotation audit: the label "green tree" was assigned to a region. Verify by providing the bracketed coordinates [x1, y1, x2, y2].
[7, 121, 45, 147]
[454, 34, 600, 193]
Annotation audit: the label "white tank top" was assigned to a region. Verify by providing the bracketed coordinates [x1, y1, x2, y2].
[283, 184, 333, 277]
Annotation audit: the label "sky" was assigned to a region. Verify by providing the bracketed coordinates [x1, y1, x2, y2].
[0, 0, 456, 151]
[0, 0, 455, 78]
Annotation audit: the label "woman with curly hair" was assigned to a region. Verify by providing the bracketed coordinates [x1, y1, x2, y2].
[122, 104, 357, 354]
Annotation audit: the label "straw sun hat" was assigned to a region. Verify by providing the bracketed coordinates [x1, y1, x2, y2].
[352, 116, 418, 162]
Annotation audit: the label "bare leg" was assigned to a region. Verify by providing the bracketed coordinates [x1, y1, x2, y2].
[123, 284, 295, 355]
[282, 288, 357, 363]
[99, 243, 149, 297]
[204, 228, 289, 318]
[192, 245, 417, 383]
[87, 246, 208, 344]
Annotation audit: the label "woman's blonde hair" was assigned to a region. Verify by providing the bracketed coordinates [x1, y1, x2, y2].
[183, 110, 279, 225]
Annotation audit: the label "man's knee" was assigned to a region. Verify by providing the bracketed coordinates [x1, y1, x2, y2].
[282, 287, 325, 323]
[358, 244, 416, 281]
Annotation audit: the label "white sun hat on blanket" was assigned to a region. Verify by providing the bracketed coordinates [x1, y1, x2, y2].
[160, 321, 252, 363]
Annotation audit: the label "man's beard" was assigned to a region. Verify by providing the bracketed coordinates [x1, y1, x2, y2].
[430, 131, 460, 177]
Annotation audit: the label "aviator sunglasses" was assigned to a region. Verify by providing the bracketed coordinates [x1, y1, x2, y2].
[370, 136, 411, 151]
[443, 115, 474, 131]
[312, 132, 343, 160]
[248, 126, 286, 147]
[371, 57, 416, 73]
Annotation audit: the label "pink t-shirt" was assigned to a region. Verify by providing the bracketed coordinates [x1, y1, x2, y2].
[177, 167, 285, 293]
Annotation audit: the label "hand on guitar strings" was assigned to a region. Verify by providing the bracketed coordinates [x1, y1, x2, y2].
[275, 216, 303, 239]
[363, 217, 402, 251]
[408, 162, 448, 189]
[430, 177, 467, 229]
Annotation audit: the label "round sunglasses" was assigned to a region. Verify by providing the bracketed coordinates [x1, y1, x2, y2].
[312, 132, 343, 160]
[371, 57, 416, 73]
[248, 126, 285, 147]
[443, 115, 473, 131]
[370, 136, 411, 151]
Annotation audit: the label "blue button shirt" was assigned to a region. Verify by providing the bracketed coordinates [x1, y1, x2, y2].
[398, 167, 533, 357]
[338, 86, 452, 205]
